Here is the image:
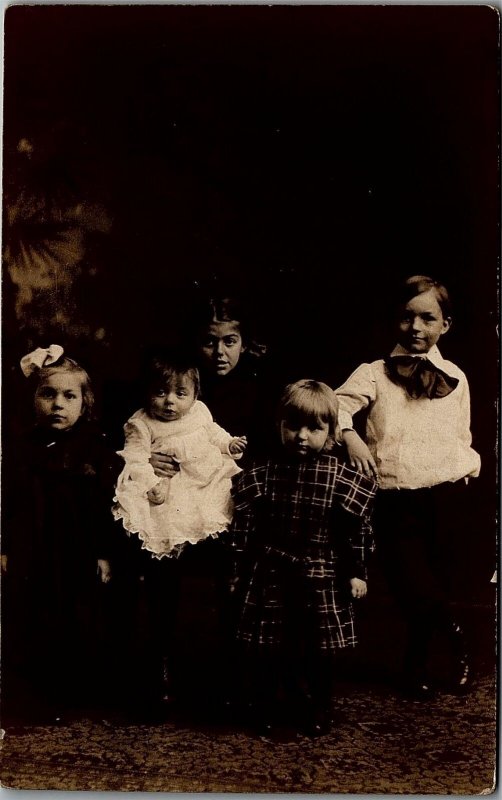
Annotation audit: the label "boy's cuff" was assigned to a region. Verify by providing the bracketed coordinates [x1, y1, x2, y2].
[337, 410, 354, 432]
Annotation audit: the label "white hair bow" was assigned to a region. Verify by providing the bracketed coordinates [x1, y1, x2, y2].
[20, 345, 65, 377]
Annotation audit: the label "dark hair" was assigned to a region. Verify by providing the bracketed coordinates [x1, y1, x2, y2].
[34, 356, 95, 420]
[193, 295, 267, 358]
[143, 351, 200, 400]
[397, 275, 452, 318]
[277, 379, 339, 442]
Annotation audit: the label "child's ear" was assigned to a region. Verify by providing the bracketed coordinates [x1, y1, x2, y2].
[441, 316, 452, 335]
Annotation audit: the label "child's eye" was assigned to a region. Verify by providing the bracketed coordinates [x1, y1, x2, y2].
[176, 391, 187, 398]
[224, 337, 238, 346]
[39, 389, 54, 398]
[155, 391, 166, 398]
[65, 393, 77, 400]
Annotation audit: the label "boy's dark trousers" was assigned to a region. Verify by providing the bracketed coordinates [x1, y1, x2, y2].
[374, 480, 472, 692]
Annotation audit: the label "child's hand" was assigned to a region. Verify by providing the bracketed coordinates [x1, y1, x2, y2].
[97, 559, 112, 584]
[229, 436, 247, 455]
[150, 452, 180, 479]
[147, 482, 167, 505]
[343, 430, 378, 480]
[1, 555, 7, 574]
[350, 577, 367, 599]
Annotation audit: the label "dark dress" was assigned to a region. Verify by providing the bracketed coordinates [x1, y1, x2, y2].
[198, 353, 278, 462]
[229, 452, 377, 653]
[2, 421, 122, 711]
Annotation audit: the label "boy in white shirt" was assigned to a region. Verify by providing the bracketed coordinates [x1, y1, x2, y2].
[336, 275, 480, 699]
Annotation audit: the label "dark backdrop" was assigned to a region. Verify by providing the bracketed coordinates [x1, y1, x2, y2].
[3, 5, 499, 594]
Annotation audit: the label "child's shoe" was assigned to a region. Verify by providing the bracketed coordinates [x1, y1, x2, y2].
[401, 669, 435, 701]
[448, 652, 472, 695]
[446, 622, 473, 695]
[301, 705, 332, 737]
[251, 700, 275, 737]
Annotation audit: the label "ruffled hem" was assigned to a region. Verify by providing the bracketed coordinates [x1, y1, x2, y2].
[113, 505, 228, 559]
[142, 528, 225, 560]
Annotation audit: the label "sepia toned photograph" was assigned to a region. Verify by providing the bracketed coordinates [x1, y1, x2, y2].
[1, 3, 499, 793]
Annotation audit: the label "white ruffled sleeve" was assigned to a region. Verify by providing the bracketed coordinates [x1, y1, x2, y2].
[194, 402, 239, 457]
[118, 417, 159, 493]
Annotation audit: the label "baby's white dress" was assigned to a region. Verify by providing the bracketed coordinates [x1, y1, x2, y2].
[113, 401, 242, 557]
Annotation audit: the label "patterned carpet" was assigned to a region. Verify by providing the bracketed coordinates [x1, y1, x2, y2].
[1, 672, 496, 793]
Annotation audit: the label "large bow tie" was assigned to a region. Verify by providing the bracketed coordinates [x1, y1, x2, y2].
[385, 355, 459, 400]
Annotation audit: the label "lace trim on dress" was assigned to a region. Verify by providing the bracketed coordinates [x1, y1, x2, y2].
[112, 500, 229, 559]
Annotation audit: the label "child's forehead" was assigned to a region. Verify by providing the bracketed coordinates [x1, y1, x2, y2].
[38, 370, 83, 392]
[159, 371, 195, 388]
[283, 404, 329, 422]
[404, 289, 444, 314]
[206, 319, 241, 337]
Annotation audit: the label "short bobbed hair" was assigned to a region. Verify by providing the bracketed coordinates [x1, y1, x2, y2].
[277, 379, 339, 445]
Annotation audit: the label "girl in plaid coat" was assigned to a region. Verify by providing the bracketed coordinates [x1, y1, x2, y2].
[229, 380, 377, 736]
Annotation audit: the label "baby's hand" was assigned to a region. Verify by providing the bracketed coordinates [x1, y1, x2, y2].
[147, 482, 167, 505]
[350, 577, 367, 599]
[97, 559, 112, 584]
[229, 436, 248, 455]
[343, 431, 378, 480]
[150, 452, 180, 479]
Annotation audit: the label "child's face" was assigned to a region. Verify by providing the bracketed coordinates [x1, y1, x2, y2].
[199, 320, 245, 376]
[397, 289, 451, 353]
[34, 372, 84, 431]
[149, 374, 196, 422]
[280, 419, 330, 457]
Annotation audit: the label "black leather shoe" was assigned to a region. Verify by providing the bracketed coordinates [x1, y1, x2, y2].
[252, 703, 275, 736]
[402, 675, 435, 701]
[256, 719, 274, 736]
[446, 622, 473, 695]
[301, 707, 332, 737]
[448, 654, 472, 695]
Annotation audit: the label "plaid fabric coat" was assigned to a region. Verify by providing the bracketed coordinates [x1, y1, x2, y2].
[229, 452, 377, 653]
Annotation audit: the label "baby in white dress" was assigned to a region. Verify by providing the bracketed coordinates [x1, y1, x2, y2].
[113, 354, 246, 558]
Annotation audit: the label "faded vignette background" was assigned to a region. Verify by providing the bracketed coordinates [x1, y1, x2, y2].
[1, 3, 499, 795]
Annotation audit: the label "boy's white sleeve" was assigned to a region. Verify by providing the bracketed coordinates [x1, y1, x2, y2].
[118, 418, 158, 492]
[457, 372, 481, 477]
[457, 373, 473, 446]
[335, 363, 377, 431]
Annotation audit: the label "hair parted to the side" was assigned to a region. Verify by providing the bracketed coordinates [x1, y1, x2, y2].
[398, 275, 452, 318]
[143, 349, 201, 400]
[33, 357, 95, 420]
[277, 379, 340, 449]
